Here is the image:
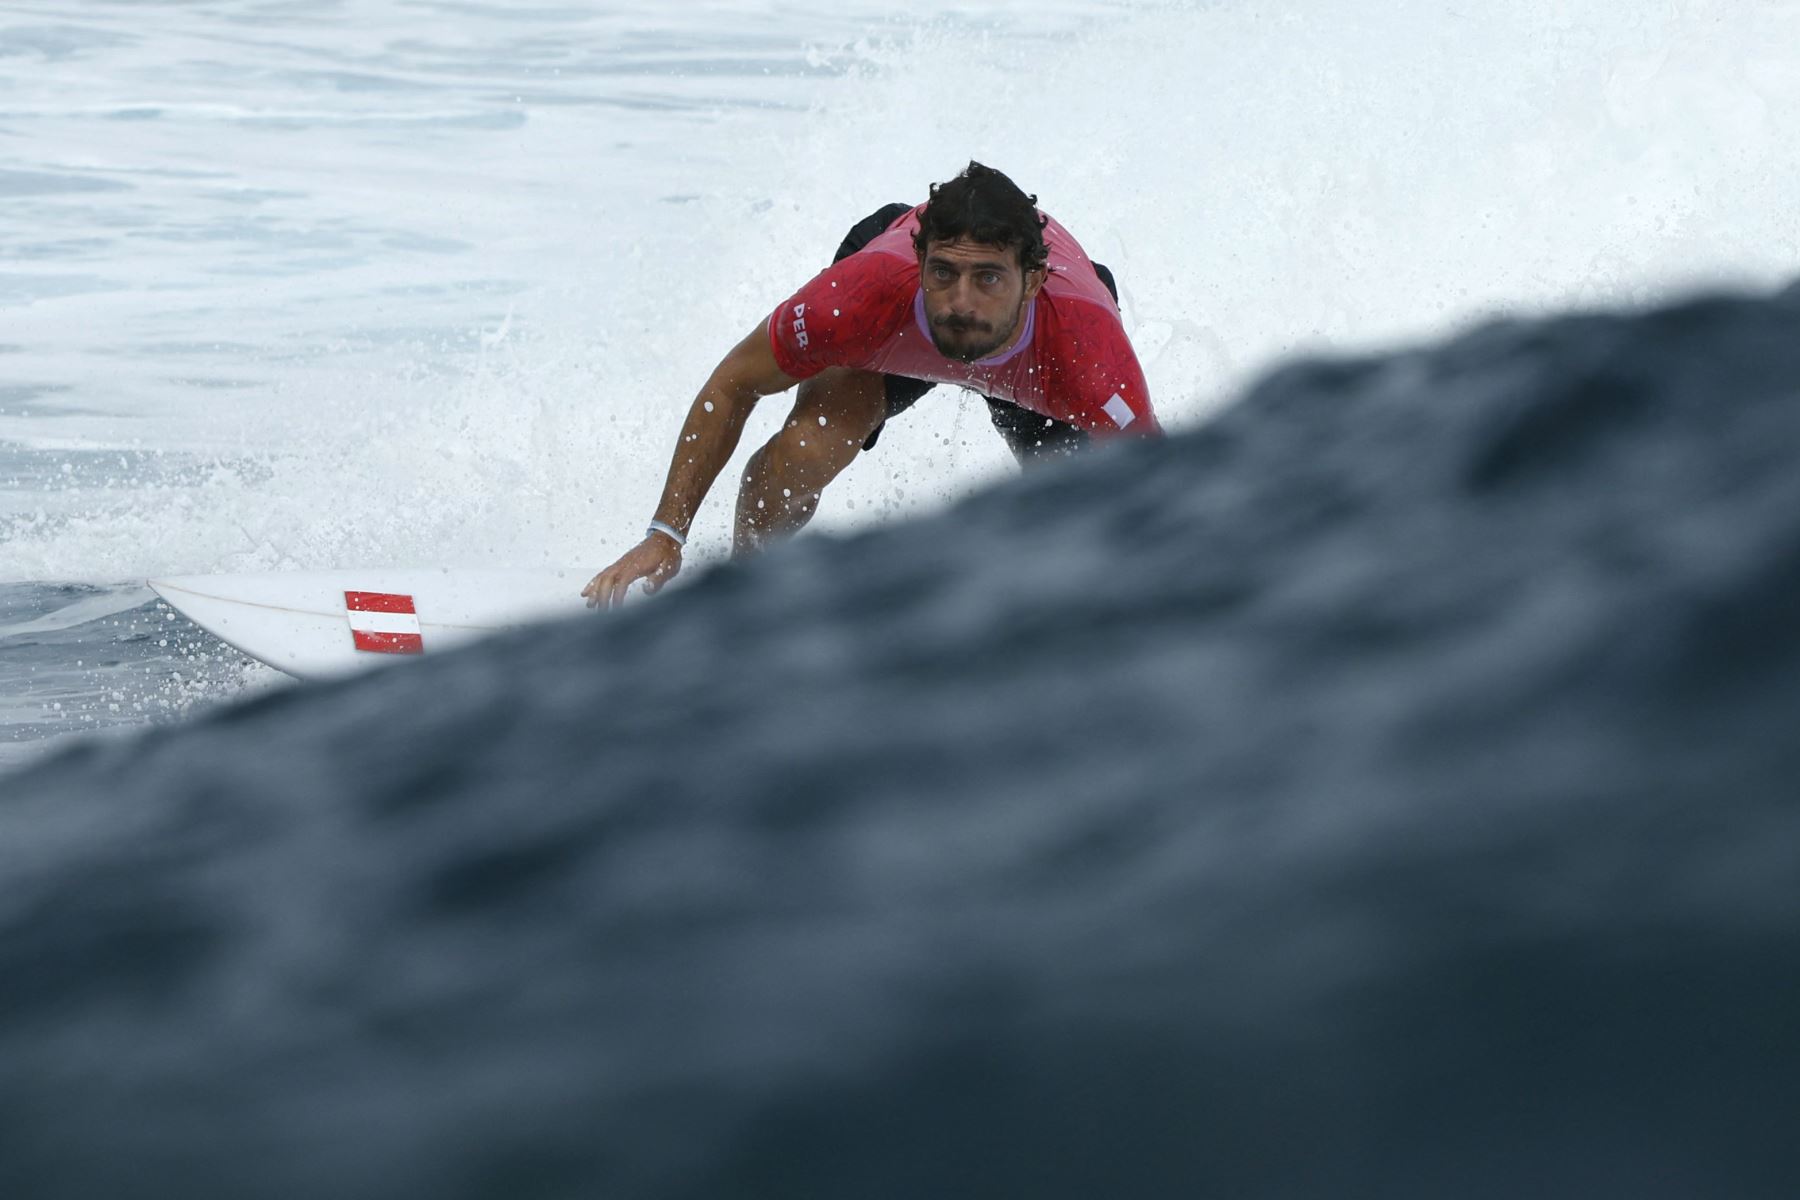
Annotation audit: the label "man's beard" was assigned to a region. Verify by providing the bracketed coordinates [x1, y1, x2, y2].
[929, 305, 1022, 363]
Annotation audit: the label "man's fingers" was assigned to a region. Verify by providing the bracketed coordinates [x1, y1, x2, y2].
[584, 541, 680, 611]
[583, 571, 621, 609]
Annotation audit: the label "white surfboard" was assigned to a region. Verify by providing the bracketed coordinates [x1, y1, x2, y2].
[147, 568, 592, 679]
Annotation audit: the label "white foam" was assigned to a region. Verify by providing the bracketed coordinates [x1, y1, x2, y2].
[4, 0, 1798, 585]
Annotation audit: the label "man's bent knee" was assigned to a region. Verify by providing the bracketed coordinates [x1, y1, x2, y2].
[789, 369, 888, 450]
[735, 371, 884, 555]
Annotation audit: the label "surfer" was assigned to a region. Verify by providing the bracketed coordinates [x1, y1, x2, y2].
[582, 161, 1163, 609]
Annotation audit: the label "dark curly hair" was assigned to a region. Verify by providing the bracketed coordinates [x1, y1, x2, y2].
[913, 162, 1050, 274]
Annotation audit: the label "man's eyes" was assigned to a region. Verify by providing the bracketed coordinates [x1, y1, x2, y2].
[930, 265, 1005, 287]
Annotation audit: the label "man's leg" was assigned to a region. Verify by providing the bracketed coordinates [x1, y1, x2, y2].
[984, 399, 1091, 465]
[734, 367, 888, 555]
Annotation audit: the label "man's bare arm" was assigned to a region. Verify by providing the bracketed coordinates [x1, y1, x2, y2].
[582, 324, 798, 610]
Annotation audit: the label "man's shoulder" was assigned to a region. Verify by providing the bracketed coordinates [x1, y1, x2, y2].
[771, 236, 917, 375]
[1028, 282, 1157, 434]
[1031, 271, 1148, 411]
[1037, 266, 1129, 348]
[800, 238, 918, 317]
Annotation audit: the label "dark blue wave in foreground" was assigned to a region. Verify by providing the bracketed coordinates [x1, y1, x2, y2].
[6, 284, 1800, 1198]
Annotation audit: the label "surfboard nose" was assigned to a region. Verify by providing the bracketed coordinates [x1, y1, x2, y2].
[147, 577, 198, 604]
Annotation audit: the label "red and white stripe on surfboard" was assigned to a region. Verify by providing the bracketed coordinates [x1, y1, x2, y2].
[344, 591, 424, 654]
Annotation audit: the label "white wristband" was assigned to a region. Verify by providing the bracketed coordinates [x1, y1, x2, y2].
[646, 520, 687, 548]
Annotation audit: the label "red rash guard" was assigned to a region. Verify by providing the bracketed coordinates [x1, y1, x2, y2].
[766, 205, 1162, 436]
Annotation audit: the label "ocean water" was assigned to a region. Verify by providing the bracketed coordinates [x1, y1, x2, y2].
[6, 4, 1800, 1194]
[4, 0, 1800, 767]
[6, 281, 1800, 1196]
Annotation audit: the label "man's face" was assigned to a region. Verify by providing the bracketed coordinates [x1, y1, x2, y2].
[918, 238, 1046, 363]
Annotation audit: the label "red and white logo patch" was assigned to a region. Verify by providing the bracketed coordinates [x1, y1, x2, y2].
[344, 591, 424, 654]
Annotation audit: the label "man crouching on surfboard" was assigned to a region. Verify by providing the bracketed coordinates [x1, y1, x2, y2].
[582, 161, 1164, 609]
